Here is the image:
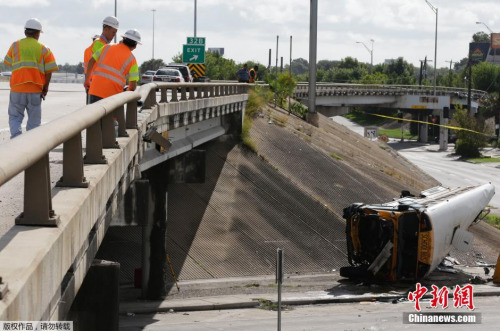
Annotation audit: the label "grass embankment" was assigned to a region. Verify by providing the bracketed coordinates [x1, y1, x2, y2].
[484, 214, 500, 229]
[241, 86, 273, 152]
[345, 110, 417, 140]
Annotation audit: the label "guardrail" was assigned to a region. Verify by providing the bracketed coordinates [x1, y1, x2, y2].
[294, 82, 487, 99]
[0, 82, 249, 228]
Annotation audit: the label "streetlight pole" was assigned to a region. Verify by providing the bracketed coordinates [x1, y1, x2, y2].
[194, 0, 197, 37]
[152, 9, 156, 59]
[425, 0, 438, 96]
[114, 0, 117, 43]
[308, 0, 318, 125]
[476, 21, 495, 64]
[476, 21, 493, 33]
[356, 40, 374, 74]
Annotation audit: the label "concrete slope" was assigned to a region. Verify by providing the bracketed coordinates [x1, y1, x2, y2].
[162, 107, 439, 283]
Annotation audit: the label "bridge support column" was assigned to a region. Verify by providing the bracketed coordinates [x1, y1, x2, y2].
[138, 162, 169, 300]
[420, 122, 429, 143]
[67, 260, 119, 331]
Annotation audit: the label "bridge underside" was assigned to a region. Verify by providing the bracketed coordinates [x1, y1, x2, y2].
[97, 107, 442, 292]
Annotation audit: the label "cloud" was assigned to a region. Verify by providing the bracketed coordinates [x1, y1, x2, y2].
[0, 0, 50, 7]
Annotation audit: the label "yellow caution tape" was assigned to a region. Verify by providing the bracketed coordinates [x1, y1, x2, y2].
[370, 113, 485, 135]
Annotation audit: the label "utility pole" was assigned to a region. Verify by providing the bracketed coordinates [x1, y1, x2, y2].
[194, 0, 197, 37]
[268, 49, 271, 69]
[445, 59, 454, 86]
[152, 9, 156, 59]
[114, 0, 117, 43]
[276, 35, 279, 77]
[308, 0, 318, 125]
[425, 0, 438, 96]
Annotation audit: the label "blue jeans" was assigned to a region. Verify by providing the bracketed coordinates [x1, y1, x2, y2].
[8, 92, 42, 139]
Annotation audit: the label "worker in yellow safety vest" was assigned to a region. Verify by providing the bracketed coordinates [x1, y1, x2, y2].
[83, 16, 119, 103]
[84, 29, 141, 104]
[3, 18, 58, 139]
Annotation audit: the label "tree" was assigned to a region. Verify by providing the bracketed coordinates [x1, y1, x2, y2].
[205, 51, 237, 80]
[270, 72, 296, 108]
[472, 31, 490, 43]
[76, 62, 84, 75]
[380, 57, 417, 85]
[290, 58, 308, 75]
[140, 58, 167, 74]
[451, 107, 490, 158]
[471, 61, 499, 92]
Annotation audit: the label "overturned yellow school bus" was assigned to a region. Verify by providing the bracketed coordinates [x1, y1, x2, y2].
[340, 183, 495, 281]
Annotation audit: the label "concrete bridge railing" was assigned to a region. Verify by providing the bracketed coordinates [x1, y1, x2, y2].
[0, 82, 249, 321]
[294, 82, 487, 100]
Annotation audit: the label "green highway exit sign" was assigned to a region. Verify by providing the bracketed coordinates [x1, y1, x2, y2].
[187, 37, 206, 45]
[183, 44, 205, 63]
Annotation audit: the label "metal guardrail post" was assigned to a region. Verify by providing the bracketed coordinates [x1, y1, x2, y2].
[56, 132, 89, 188]
[102, 113, 119, 148]
[115, 105, 129, 137]
[16, 154, 59, 226]
[85, 123, 107, 164]
[126, 100, 138, 129]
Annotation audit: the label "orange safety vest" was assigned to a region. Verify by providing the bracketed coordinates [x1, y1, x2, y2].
[3, 37, 58, 93]
[88, 43, 138, 99]
[83, 36, 107, 75]
[249, 68, 256, 83]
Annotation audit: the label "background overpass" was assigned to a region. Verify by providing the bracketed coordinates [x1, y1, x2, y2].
[294, 82, 486, 146]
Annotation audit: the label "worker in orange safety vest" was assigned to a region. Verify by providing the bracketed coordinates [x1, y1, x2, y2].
[249, 65, 259, 83]
[3, 18, 58, 139]
[84, 29, 141, 104]
[83, 16, 119, 103]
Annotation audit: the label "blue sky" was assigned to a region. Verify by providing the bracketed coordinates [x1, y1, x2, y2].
[1, 0, 500, 69]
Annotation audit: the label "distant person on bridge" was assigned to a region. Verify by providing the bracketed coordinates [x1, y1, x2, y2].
[3, 18, 58, 139]
[83, 16, 119, 103]
[249, 65, 258, 83]
[84, 29, 141, 104]
[236, 63, 250, 83]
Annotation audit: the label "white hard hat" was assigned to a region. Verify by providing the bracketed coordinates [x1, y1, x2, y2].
[102, 16, 119, 29]
[24, 18, 43, 32]
[122, 29, 141, 44]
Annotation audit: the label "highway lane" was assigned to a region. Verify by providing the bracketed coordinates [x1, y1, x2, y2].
[0, 81, 86, 143]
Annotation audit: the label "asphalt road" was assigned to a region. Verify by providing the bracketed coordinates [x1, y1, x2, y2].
[0, 81, 86, 143]
[120, 295, 500, 330]
[331, 116, 500, 213]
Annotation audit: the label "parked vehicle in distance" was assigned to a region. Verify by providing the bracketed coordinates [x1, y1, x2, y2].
[140, 70, 156, 84]
[153, 68, 185, 83]
[163, 64, 193, 82]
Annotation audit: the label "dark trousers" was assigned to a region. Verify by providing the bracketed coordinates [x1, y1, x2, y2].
[89, 95, 103, 104]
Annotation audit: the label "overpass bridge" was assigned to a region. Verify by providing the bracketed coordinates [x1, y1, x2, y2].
[295, 83, 486, 144]
[0, 82, 248, 325]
